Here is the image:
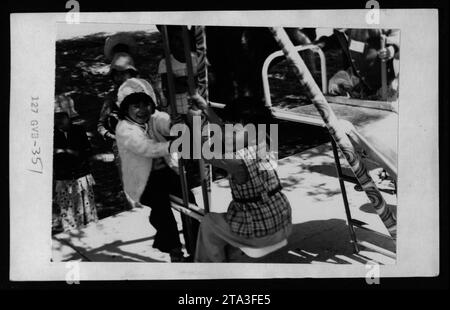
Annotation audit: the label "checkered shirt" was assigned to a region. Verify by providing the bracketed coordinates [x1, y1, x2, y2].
[226, 143, 292, 238]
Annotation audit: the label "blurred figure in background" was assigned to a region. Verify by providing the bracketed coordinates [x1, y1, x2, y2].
[317, 28, 399, 101]
[97, 52, 138, 144]
[156, 25, 199, 116]
[55, 94, 79, 119]
[98, 33, 139, 207]
[53, 97, 98, 231]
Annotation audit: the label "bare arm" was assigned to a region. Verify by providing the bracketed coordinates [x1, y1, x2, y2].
[188, 93, 224, 126]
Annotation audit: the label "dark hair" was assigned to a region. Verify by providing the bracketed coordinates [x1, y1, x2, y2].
[118, 92, 155, 119]
[221, 97, 277, 150]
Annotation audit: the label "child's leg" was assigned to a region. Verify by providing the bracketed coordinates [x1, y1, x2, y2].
[140, 169, 182, 253]
[180, 213, 199, 258]
[165, 167, 199, 257]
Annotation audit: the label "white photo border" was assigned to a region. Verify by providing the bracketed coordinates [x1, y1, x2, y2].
[10, 10, 439, 281]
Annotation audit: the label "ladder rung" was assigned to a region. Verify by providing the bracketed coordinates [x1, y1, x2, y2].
[356, 240, 396, 259]
[170, 203, 204, 222]
[169, 195, 205, 216]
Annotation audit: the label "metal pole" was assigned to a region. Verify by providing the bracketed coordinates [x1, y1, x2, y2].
[161, 25, 198, 257]
[181, 26, 211, 213]
[262, 45, 328, 107]
[380, 34, 388, 100]
[194, 26, 209, 101]
[268, 27, 396, 239]
[160, 25, 191, 211]
[160, 26, 178, 119]
[194, 25, 213, 211]
[330, 138, 359, 253]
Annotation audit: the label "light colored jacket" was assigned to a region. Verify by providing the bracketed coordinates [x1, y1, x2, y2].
[116, 110, 178, 202]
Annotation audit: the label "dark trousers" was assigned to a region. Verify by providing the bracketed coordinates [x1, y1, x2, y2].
[140, 166, 199, 255]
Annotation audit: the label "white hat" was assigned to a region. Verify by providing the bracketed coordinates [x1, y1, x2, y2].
[116, 78, 157, 108]
[109, 52, 138, 74]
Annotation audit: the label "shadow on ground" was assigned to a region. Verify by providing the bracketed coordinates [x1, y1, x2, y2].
[227, 218, 395, 264]
[56, 236, 165, 262]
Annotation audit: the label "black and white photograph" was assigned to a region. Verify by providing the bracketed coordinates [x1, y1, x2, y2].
[9, 9, 440, 281]
[51, 22, 399, 264]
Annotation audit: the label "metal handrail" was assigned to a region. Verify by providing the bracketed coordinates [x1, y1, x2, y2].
[262, 44, 327, 107]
